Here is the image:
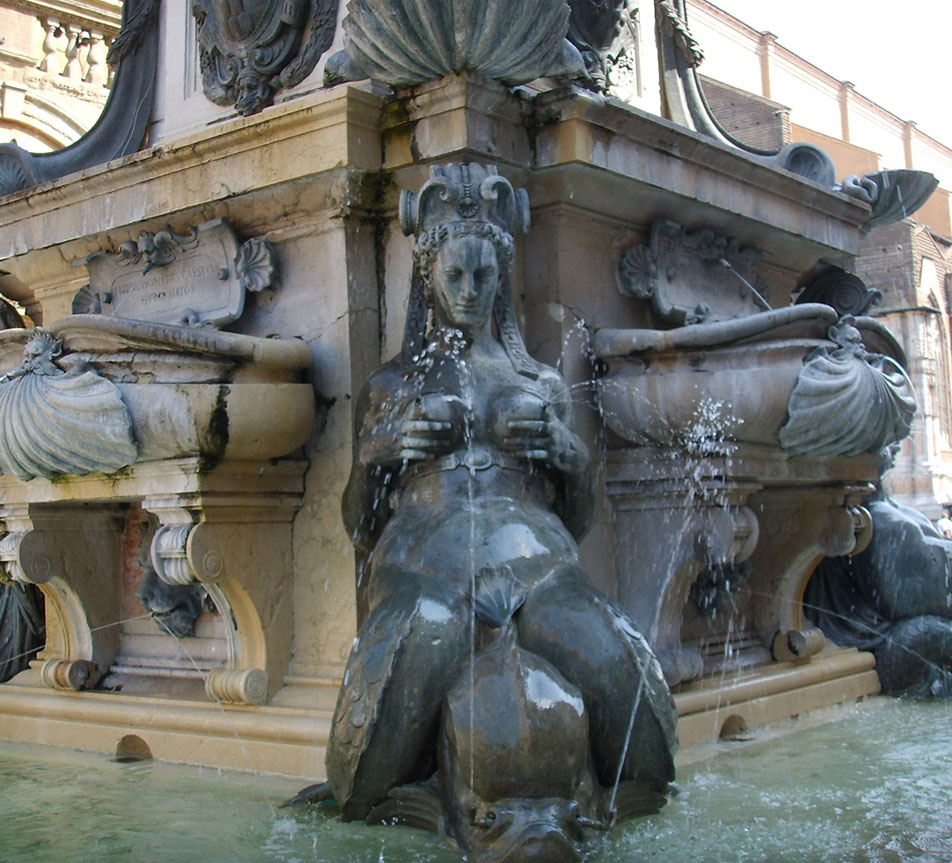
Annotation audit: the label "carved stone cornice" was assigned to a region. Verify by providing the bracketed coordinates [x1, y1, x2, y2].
[9, 0, 122, 34]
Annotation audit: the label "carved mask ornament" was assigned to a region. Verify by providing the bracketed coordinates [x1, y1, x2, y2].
[192, 0, 338, 115]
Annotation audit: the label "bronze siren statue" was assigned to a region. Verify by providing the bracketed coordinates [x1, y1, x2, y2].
[293, 164, 678, 863]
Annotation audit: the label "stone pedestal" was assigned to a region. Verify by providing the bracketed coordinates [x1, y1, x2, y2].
[0, 75, 890, 772]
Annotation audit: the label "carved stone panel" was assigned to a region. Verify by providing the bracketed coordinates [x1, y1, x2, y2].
[76, 218, 276, 329]
[192, 0, 339, 116]
[617, 219, 768, 325]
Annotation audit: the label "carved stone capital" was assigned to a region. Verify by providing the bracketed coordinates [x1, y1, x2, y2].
[151, 524, 197, 587]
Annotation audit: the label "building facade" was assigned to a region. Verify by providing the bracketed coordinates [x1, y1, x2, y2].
[0, 1, 120, 151]
[689, 0, 952, 514]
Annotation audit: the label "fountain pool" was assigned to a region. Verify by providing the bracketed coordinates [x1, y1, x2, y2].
[1, 698, 949, 862]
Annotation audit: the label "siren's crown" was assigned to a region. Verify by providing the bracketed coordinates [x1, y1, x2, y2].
[400, 163, 530, 238]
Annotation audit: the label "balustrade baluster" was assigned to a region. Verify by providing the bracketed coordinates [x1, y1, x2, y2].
[37, 17, 65, 74]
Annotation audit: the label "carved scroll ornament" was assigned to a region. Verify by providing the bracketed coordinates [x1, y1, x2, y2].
[779, 317, 916, 456]
[192, 0, 339, 116]
[0, 329, 137, 481]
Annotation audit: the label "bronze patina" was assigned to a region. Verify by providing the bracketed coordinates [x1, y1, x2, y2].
[292, 163, 678, 863]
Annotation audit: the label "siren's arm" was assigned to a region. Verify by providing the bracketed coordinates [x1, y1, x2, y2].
[342, 363, 412, 558]
[539, 369, 595, 541]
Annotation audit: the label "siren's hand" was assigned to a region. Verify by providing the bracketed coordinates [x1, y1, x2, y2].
[395, 394, 462, 462]
[500, 409, 586, 475]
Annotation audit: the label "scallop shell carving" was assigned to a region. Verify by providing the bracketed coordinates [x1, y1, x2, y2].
[326, 0, 585, 86]
[474, 564, 527, 629]
[0, 329, 137, 480]
[779, 345, 916, 457]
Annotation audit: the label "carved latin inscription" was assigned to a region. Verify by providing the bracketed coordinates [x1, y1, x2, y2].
[76, 218, 277, 329]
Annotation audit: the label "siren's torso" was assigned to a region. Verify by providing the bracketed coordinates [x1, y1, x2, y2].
[363, 341, 582, 598]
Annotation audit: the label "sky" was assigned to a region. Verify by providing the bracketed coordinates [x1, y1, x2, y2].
[706, 1, 952, 147]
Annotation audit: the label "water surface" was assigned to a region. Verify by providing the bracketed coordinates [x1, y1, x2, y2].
[1, 699, 949, 862]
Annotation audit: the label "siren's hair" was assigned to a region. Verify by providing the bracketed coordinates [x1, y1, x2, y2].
[402, 221, 537, 379]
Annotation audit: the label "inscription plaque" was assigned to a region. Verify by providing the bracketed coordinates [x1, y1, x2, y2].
[75, 218, 276, 329]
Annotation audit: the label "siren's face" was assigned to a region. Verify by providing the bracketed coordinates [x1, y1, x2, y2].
[432, 236, 499, 334]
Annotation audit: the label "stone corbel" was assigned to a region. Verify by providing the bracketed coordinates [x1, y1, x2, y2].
[142, 491, 299, 705]
[0, 504, 124, 690]
[606, 452, 761, 685]
[742, 485, 873, 661]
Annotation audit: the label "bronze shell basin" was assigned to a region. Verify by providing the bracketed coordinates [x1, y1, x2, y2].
[0, 315, 315, 466]
[593, 304, 906, 448]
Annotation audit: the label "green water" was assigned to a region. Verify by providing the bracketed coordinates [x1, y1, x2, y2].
[1, 699, 950, 862]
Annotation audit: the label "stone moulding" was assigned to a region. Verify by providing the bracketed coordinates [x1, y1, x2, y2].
[616, 219, 768, 325]
[75, 218, 277, 329]
[192, 0, 339, 116]
[779, 316, 916, 457]
[0, 328, 137, 481]
[324, 0, 586, 87]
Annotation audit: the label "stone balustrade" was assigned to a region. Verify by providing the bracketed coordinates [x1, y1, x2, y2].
[35, 14, 116, 87]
